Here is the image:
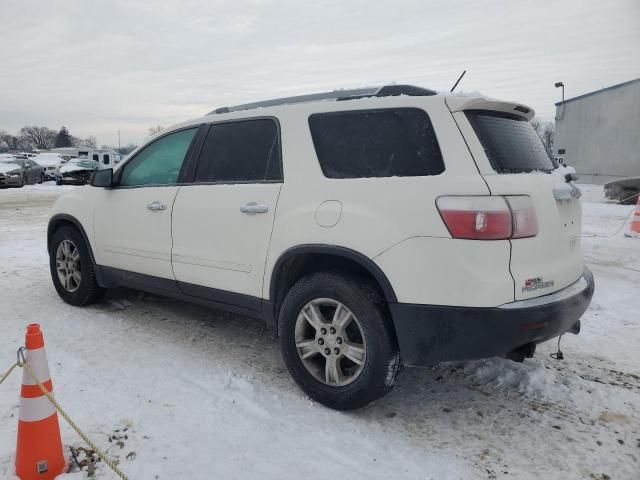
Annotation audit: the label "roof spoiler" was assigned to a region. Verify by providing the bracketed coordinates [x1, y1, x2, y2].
[445, 96, 535, 121]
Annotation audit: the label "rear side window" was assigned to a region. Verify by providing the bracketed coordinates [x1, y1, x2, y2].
[308, 108, 444, 178]
[194, 119, 282, 183]
[466, 111, 555, 173]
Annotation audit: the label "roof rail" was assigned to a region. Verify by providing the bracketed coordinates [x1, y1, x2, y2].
[208, 84, 437, 115]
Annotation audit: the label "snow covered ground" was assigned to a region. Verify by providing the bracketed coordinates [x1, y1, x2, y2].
[0, 184, 638, 479]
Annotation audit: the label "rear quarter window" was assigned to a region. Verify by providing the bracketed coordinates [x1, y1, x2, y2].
[308, 108, 444, 178]
[466, 111, 555, 173]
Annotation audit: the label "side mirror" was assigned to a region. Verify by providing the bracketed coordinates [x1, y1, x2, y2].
[91, 168, 114, 187]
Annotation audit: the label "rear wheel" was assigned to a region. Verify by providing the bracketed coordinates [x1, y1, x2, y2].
[49, 226, 104, 305]
[279, 271, 402, 410]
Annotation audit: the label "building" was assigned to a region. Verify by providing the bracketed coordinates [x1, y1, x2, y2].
[554, 78, 640, 184]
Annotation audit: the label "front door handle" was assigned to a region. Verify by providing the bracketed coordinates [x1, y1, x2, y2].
[147, 201, 167, 211]
[240, 202, 269, 215]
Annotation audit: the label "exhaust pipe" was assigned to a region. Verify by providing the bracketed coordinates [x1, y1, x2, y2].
[505, 343, 536, 363]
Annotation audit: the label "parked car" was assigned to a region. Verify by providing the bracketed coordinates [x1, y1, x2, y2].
[0, 157, 45, 187]
[33, 153, 65, 180]
[47, 85, 595, 410]
[604, 177, 640, 205]
[55, 159, 99, 185]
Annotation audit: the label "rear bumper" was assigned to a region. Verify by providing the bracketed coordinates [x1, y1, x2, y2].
[389, 268, 595, 366]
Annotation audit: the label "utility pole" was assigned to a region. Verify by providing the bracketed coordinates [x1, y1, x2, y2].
[118, 129, 121, 152]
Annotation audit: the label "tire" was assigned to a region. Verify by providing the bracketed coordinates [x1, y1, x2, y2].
[38, 173, 44, 184]
[20, 175, 26, 187]
[278, 271, 402, 410]
[49, 225, 105, 306]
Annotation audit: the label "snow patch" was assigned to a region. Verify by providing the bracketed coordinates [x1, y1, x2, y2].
[464, 357, 548, 395]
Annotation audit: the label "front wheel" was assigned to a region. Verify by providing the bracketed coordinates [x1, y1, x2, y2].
[49, 226, 104, 305]
[278, 272, 402, 410]
[38, 173, 44, 184]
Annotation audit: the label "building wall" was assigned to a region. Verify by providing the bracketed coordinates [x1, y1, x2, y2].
[554, 79, 640, 184]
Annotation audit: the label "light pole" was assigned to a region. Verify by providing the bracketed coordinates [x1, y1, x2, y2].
[555, 82, 565, 121]
[555, 81, 565, 104]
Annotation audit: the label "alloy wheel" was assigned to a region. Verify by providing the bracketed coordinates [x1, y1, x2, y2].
[55, 239, 82, 292]
[294, 298, 366, 386]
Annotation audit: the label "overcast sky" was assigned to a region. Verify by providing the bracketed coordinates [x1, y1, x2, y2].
[1, 0, 638, 146]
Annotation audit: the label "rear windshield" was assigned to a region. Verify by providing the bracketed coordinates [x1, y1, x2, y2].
[466, 111, 555, 173]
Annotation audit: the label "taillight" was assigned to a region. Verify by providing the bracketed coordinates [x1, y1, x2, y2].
[505, 196, 538, 238]
[436, 195, 538, 240]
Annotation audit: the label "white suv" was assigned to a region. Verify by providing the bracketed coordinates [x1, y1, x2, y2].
[48, 85, 594, 410]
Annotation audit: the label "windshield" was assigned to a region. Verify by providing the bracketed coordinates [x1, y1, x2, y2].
[68, 160, 98, 168]
[0, 159, 23, 167]
[466, 111, 556, 173]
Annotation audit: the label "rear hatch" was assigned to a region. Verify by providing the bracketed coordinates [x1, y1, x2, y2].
[447, 97, 584, 301]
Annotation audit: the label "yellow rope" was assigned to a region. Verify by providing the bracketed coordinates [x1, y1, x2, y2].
[0, 362, 19, 387]
[0, 353, 129, 480]
[19, 361, 129, 479]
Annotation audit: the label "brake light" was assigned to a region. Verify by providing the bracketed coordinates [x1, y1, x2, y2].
[436, 196, 537, 240]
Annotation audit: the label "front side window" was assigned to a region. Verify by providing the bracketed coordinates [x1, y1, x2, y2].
[120, 128, 197, 187]
[194, 119, 282, 183]
[308, 108, 445, 178]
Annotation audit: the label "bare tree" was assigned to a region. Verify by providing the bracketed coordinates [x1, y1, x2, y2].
[0, 131, 17, 150]
[148, 125, 165, 136]
[72, 135, 98, 148]
[530, 117, 543, 137]
[542, 123, 554, 157]
[19, 126, 57, 150]
[83, 136, 98, 148]
[530, 117, 554, 157]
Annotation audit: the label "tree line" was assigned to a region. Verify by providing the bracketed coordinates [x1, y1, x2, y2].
[0, 126, 97, 152]
[2, 120, 554, 158]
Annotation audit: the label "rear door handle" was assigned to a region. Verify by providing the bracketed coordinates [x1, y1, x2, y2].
[147, 201, 167, 211]
[240, 202, 269, 215]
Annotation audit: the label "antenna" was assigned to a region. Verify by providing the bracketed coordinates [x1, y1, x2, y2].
[450, 70, 466, 93]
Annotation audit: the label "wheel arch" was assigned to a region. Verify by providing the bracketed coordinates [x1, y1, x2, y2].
[268, 245, 398, 325]
[47, 214, 96, 265]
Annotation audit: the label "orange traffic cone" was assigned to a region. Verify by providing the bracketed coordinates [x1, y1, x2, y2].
[626, 196, 640, 238]
[15, 324, 65, 479]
